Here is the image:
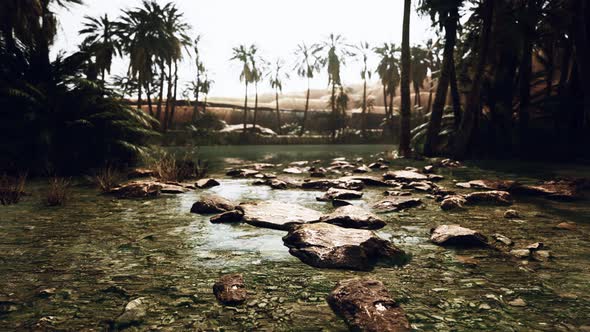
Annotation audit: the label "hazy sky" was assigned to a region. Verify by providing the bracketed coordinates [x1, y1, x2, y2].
[54, 0, 435, 97]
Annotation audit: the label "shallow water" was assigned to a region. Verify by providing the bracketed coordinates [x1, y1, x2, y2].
[1, 145, 590, 331]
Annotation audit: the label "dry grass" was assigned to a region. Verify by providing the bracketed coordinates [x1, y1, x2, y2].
[45, 177, 70, 206]
[0, 173, 27, 205]
[95, 166, 122, 193]
[153, 153, 208, 182]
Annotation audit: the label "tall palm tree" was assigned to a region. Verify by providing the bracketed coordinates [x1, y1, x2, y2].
[420, 0, 464, 156]
[375, 43, 401, 135]
[191, 35, 205, 122]
[354, 42, 372, 137]
[269, 59, 289, 134]
[294, 43, 321, 136]
[79, 14, 120, 81]
[399, 0, 412, 157]
[231, 44, 255, 132]
[411, 45, 429, 108]
[249, 48, 266, 131]
[318, 34, 352, 138]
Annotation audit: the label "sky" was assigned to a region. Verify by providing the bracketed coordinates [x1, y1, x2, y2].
[54, 0, 435, 98]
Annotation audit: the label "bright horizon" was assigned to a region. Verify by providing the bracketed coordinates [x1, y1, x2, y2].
[54, 0, 434, 98]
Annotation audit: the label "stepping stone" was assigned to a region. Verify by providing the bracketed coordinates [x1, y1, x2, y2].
[430, 225, 488, 247]
[372, 197, 422, 213]
[213, 274, 246, 305]
[464, 191, 513, 205]
[239, 201, 322, 230]
[317, 188, 363, 201]
[282, 222, 408, 270]
[327, 278, 411, 332]
[383, 170, 428, 182]
[190, 195, 235, 214]
[195, 178, 220, 189]
[319, 205, 386, 230]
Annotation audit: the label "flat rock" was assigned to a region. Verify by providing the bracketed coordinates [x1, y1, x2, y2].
[283, 223, 408, 270]
[190, 195, 235, 214]
[302, 179, 364, 191]
[317, 188, 363, 201]
[383, 170, 428, 182]
[210, 210, 244, 223]
[353, 165, 371, 173]
[492, 233, 514, 246]
[456, 179, 517, 191]
[196, 178, 220, 189]
[239, 201, 322, 230]
[289, 160, 309, 166]
[213, 274, 246, 305]
[109, 182, 161, 198]
[226, 168, 260, 178]
[508, 298, 527, 307]
[430, 225, 488, 247]
[283, 167, 306, 174]
[327, 278, 411, 332]
[339, 175, 391, 187]
[556, 222, 577, 231]
[440, 195, 467, 211]
[464, 191, 513, 205]
[372, 197, 422, 213]
[332, 199, 352, 207]
[513, 181, 579, 200]
[384, 190, 412, 196]
[127, 167, 156, 179]
[319, 206, 386, 229]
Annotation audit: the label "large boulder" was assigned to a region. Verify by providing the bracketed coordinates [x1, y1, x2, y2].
[464, 191, 513, 205]
[282, 222, 408, 270]
[430, 225, 488, 247]
[213, 274, 247, 305]
[319, 206, 386, 230]
[372, 197, 422, 213]
[383, 170, 428, 182]
[317, 188, 363, 201]
[327, 278, 411, 332]
[190, 195, 235, 214]
[239, 201, 322, 230]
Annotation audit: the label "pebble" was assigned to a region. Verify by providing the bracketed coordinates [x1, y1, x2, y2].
[508, 298, 527, 307]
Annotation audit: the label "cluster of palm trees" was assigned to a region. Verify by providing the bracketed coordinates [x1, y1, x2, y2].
[79, 0, 214, 131]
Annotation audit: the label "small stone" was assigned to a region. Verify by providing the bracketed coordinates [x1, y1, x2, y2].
[510, 249, 531, 259]
[195, 178, 220, 189]
[114, 297, 148, 328]
[478, 303, 491, 310]
[508, 298, 527, 307]
[556, 222, 577, 231]
[430, 225, 488, 247]
[504, 209, 520, 219]
[213, 274, 247, 305]
[492, 233, 514, 246]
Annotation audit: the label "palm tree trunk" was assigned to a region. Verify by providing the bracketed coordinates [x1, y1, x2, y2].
[573, 0, 590, 128]
[243, 82, 249, 132]
[156, 62, 165, 121]
[449, 59, 462, 128]
[453, 0, 495, 159]
[362, 79, 367, 137]
[426, 76, 434, 113]
[253, 83, 259, 131]
[299, 82, 311, 137]
[382, 84, 389, 134]
[192, 74, 200, 123]
[145, 82, 153, 118]
[275, 90, 282, 134]
[399, 0, 412, 157]
[423, 8, 458, 156]
[164, 62, 173, 131]
[137, 77, 143, 112]
[331, 83, 337, 139]
[168, 61, 179, 130]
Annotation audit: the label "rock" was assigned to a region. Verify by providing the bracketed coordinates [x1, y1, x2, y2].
[302, 179, 364, 191]
[283, 167, 305, 174]
[226, 168, 260, 178]
[430, 225, 488, 247]
[195, 178, 220, 189]
[383, 170, 428, 182]
[532, 250, 552, 261]
[0, 295, 20, 315]
[508, 298, 527, 307]
[423, 165, 435, 173]
[158, 181, 189, 194]
[246, 163, 276, 170]
[270, 179, 288, 189]
[210, 210, 244, 223]
[353, 165, 371, 173]
[440, 195, 467, 211]
[526, 242, 544, 250]
[492, 233, 514, 246]
[319, 206, 386, 230]
[372, 197, 422, 213]
[37, 288, 57, 298]
[332, 199, 352, 207]
[309, 167, 327, 177]
[384, 190, 412, 197]
[464, 191, 513, 205]
[239, 201, 322, 230]
[513, 181, 579, 200]
[190, 195, 235, 214]
[437, 158, 462, 168]
[455, 180, 517, 191]
[327, 278, 411, 332]
[114, 297, 147, 328]
[213, 274, 247, 305]
[283, 223, 408, 270]
[510, 249, 531, 259]
[339, 175, 391, 187]
[317, 188, 363, 201]
[127, 167, 156, 179]
[290, 160, 309, 166]
[455, 255, 479, 266]
[406, 181, 435, 192]
[504, 209, 520, 219]
[428, 174, 444, 181]
[109, 181, 161, 198]
[556, 222, 577, 231]
[368, 162, 386, 169]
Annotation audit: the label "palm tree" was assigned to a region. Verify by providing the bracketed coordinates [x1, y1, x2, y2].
[318, 34, 352, 138]
[249, 48, 266, 131]
[231, 44, 255, 132]
[354, 42, 372, 137]
[420, 0, 464, 156]
[79, 14, 120, 81]
[269, 59, 289, 134]
[399, 0, 412, 157]
[453, 0, 495, 159]
[294, 43, 321, 136]
[411, 45, 429, 108]
[375, 43, 401, 135]
[191, 35, 205, 122]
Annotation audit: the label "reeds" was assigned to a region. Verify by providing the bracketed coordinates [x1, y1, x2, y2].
[0, 173, 27, 205]
[45, 177, 70, 206]
[95, 166, 122, 193]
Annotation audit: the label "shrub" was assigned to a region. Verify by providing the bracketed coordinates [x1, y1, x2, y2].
[45, 177, 70, 206]
[0, 173, 27, 205]
[152, 152, 209, 182]
[95, 166, 122, 193]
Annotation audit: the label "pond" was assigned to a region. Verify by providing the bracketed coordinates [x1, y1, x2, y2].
[1, 145, 590, 331]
